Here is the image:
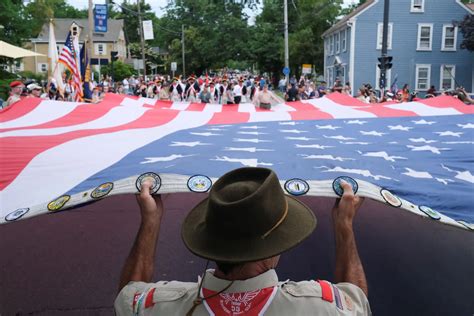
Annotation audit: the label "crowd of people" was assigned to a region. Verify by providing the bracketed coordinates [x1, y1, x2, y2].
[1, 72, 473, 110]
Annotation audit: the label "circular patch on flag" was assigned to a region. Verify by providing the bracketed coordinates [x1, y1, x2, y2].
[136, 172, 161, 194]
[47, 195, 71, 212]
[187, 175, 212, 193]
[284, 178, 309, 196]
[332, 176, 358, 197]
[418, 205, 441, 220]
[457, 221, 473, 231]
[91, 182, 114, 199]
[5, 208, 30, 222]
[380, 189, 402, 208]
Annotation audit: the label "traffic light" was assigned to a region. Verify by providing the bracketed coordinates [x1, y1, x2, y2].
[110, 51, 119, 62]
[385, 56, 393, 69]
[377, 56, 393, 70]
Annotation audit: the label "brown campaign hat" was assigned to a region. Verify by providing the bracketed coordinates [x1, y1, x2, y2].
[182, 167, 316, 263]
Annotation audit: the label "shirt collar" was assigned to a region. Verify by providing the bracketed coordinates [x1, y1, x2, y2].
[202, 269, 279, 293]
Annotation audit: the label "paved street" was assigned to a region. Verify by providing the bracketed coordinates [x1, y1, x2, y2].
[1, 193, 473, 315]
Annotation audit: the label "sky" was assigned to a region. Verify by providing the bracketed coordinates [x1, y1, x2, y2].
[68, 0, 357, 19]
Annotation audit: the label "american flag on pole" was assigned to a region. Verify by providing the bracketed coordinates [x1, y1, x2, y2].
[58, 31, 83, 102]
[0, 93, 473, 230]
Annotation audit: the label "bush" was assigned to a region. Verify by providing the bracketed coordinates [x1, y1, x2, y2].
[17, 71, 45, 82]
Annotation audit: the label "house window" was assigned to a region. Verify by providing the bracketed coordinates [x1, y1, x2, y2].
[442, 25, 457, 51]
[330, 36, 334, 55]
[376, 23, 393, 50]
[325, 38, 329, 56]
[417, 24, 433, 51]
[411, 0, 424, 12]
[342, 29, 347, 52]
[326, 67, 334, 86]
[37, 63, 48, 73]
[415, 64, 431, 91]
[440, 65, 455, 91]
[375, 66, 392, 91]
[335, 32, 340, 54]
[95, 43, 107, 55]
[72, 26, 78, 37]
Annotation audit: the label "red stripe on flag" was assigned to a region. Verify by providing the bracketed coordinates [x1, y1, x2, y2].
[208, 112, 250, 125]
[221, 104, 240, 112]
[326, 92, 369, 106]
[290, 110, 334, 121]
[417, 95, 474, 113]
[153, 100, 173, 109]
[187, 103, 207, 111]
[0, 98, 42, 123]
[0, 109, 180, 190]
[1, 103, 117, 133]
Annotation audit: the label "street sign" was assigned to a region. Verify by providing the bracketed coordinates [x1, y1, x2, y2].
[302, 64, 312, 74]
[94, 4, 108, 33]
[282, 67, 290, 76]
[171, 62, 177, 71]
[142, 20, 154, 40]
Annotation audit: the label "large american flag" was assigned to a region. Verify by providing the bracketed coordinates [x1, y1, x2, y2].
[58, 31, 83, 102]
[0, 93, 473, 229]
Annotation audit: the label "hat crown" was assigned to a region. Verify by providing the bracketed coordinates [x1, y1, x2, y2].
[205, 168, 286, 238]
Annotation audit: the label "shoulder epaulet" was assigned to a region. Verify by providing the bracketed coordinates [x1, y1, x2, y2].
[317, 280, 334, 303]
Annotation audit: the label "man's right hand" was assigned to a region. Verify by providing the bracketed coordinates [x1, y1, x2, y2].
[332, 180, 368, 297]
[332, 180, 364, 229]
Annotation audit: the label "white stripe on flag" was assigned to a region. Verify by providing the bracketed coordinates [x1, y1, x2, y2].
[1, 105, 151, 137]
[0, 100, 82, 129]
[271, 103, 297, 112]
[238, 103, 257, 112]
[249, 111, 292, 122]
[0, 111, 215, 212]
[170, 102, 191, 110]
[386, 102, 463, 116]
[202, 103, 223, 112]
[120, 97, 156, 107]
[304, 98, 377, 119]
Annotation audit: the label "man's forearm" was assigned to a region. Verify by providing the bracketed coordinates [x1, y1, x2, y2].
[118, 217, 162, 291]
[334, 223, 368, 296]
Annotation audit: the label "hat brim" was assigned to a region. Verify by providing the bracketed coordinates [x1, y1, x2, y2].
[182, 195, 316, 263]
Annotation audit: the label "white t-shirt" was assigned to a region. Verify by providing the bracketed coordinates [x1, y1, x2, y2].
[233, 84, 242, 97]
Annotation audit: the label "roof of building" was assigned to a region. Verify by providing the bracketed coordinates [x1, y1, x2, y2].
[32, 19, 124, 43]
[322, 0, 375, 37]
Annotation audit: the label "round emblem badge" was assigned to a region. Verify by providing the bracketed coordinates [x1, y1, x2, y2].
[187, 175, 212, 193]
[419, 205, 441, 220]
[284, 178, 309, 196]
[380, 189, 402, 208]
[136, 172, 161, 194]
[5, 208, 30, 222]
[47, 195, 71, 212]
[332, 176, 358, 197]
[91, 182, 114, 199]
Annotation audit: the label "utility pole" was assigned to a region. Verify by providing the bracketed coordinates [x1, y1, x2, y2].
[137, 0, 146, 78]
[379, 0, 390, 93]
[88, 0, 93, 81]
[182, 24, 185, 78]
[284, 0, 289, 84]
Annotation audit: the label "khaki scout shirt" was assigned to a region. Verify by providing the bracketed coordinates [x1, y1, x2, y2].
[115, 269, 371, 315]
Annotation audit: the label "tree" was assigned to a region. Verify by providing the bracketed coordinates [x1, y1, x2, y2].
[0, 0, 31, 46]
[24, 0, 88, 37]
[456, 14, 474, 52]
[100, 60, 136, 81]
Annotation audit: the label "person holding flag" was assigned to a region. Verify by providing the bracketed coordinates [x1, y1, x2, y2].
[58, 28, 83, 102]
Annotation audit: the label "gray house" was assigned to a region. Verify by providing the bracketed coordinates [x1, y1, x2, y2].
[322, 0, 473, 95]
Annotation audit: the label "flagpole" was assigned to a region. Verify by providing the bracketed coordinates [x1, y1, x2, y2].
[88, 0, 94, 82]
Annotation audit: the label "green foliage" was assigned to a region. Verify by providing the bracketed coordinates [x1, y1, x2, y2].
[456, 14, 474, 52]
[100, 60, 136, 81]
[24, 0, 88, 38]
[0, 0, 31, 45]
[18, 71, 46, 82]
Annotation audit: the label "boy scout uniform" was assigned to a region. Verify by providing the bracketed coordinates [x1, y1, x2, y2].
[115, 269, 371, 315]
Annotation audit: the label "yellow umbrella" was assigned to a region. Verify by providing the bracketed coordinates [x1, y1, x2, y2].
[0, 40, 45, 59]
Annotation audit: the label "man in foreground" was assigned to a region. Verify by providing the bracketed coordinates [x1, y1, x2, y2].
[115, 167, 371, 315]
